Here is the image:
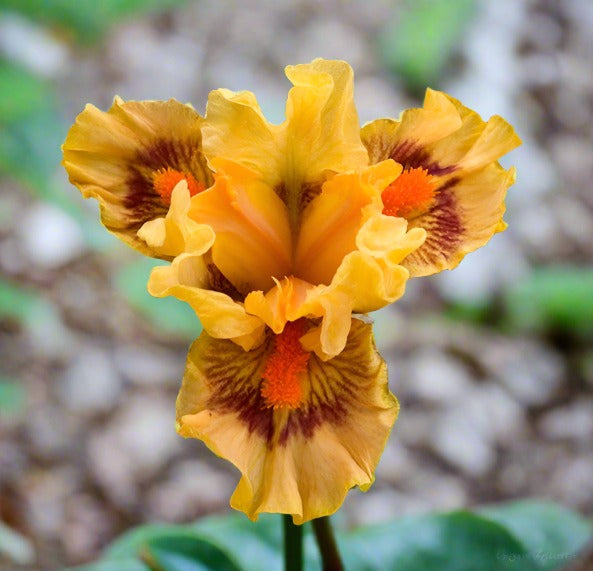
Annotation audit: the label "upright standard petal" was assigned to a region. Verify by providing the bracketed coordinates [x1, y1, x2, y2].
[202, 60, 369, 228]
[176, 319, 397, 524]
[63, 98, 212, 257]
[362, 89, 521, 276]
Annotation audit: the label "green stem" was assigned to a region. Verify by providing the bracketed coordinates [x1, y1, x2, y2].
[283, 514, 303, 571]
[312, 516, 344, 571]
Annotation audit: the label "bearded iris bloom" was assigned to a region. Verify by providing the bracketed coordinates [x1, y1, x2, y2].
[62, 59, 520, 524]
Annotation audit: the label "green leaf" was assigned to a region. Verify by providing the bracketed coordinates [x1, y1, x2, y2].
[105, 524, 240, 571]
[115, 257, 202, 340]
[378, 0, 477, 92]
[480, 500, 593, 571]
[63, 558, 149, 571]
[0, 61, 48, 121]
[503, 267, 593, 338]
[0, 0, 188, 45]
[0, 378, 26, 416]
[338, 511, 536, 571]
[193, 514, 286, 571]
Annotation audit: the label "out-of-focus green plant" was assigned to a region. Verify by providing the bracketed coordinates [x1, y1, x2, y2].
[115, 258, 203, 341]
[0, 0, 188, 45]
[503, 266, 593, 340]
[378, 0, 477, 93]
[60, 500, 591, 571]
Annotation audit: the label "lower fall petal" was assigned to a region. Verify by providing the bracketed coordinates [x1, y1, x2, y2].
[176, 319, 397, 524]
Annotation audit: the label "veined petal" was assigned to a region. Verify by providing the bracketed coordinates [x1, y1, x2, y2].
[294, 160, 401, 285]
[361, 89, 521, 277]
[137, 180, 215, 258]
[63, 98, 212, 257]
[176, 319, 397, 524]
[189, 159, 292, 294]
[148, 253, 265, 350]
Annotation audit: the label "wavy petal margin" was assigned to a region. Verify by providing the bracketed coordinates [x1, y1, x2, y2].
[362, 89, 521, 276]
[63, 98, 212, 257]
[176, 318, 397, 524]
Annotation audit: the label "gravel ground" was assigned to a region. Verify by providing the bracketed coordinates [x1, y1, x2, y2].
[1, 0, 592, 569]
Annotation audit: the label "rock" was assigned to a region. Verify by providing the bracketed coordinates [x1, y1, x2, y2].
[57, 348, 122, 414]
[88, 395, 181, 507]
[402, 348, 473, 404]
[114, 345, 184, 386]
[480, 339, 564, 406]
[19, 203, 85, 269]
[538, 399, 593, 440]
[146, 460, 235, 521]
[430, 408, 496, 477]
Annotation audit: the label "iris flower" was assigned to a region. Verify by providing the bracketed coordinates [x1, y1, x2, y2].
[63, 59, 520, 524]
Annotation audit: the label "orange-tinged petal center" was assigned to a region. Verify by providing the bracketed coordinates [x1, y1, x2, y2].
[382, 167, 435, 219]
[153, 167, 205, 205]
[261, 319, 310, 410]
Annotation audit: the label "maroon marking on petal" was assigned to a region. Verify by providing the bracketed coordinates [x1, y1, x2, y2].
[206, 260, 244, 301]
[390, 140, 457, 177]
[122, 136, 211, 231]
[198, 321, 384, 450]
[204, 337, 275, 444]
[409, 176, 465, 266]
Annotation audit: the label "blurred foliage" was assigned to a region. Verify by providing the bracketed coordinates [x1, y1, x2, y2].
[0, 0, 187, 45]
[0, 59, 63, 197]
[379, 0, 477, 93]
[62, 500, 591, 571]
[0, 377, 25, 416]
[503, 266, 593, 340]
[115, 257, 203, 340]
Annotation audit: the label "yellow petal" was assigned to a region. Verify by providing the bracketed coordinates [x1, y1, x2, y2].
[176, 319, 397, 524]
[148, 253, 265, 350]
[403, 164, 517, 276]
[137, 180, 215, 258]
[201, 60, 369, 228]
[189, 159, 292, 293]
[63, 97, 212, 257]
[361, 88, 521, 276]
[294, 160, 401, 285]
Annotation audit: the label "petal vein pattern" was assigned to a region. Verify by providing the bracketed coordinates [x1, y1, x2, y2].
[62, 57, 520, 522]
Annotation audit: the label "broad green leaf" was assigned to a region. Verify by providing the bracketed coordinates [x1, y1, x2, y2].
[480, 500, 592, 571]
[63, 559, 149, 571]
[503, 267, 593, 338]
[0, 378, 26, 416]
[0, 521, 34, 565]
[105, 524, 240, 571]
[378, 0, 477, 92]
[338, 511, 535, 571]
[115, 257, 202, 340]
[194, 514, 320, 571]
[0, 0, 188, 45]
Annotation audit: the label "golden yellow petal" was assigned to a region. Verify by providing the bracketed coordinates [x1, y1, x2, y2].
[361, 88, 521, 277]
[148, 253, 265, 350]
[403, 163, 517, 277]
[294, 161, 401, 285]
[137, 180, 215, 258]
[176, 319, 397, 524]
[189, 159, 292, 294]
[63, 97, 212, 257]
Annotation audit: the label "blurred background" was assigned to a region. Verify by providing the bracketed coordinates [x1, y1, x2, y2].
[0, 0, 592, 569]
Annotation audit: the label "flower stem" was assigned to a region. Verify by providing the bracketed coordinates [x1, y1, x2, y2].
[312, 516, 344, 571]
[283, 514, 303, 571]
